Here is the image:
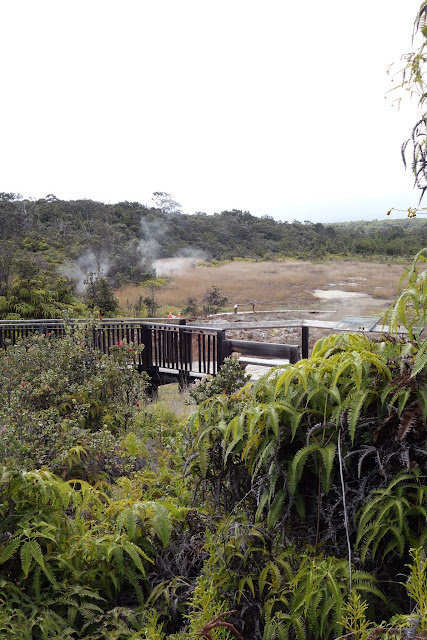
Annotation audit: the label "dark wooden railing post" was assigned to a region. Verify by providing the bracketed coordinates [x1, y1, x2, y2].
[302, 326, 309, 359]
[178, 320, 187, 369]
[141, 324, 160, 397]
[216, 330, 229, 370]
[178, 320, 189, 389]
[141, 325, 153, 374]
[179, 325, 192, 377]
[92, 324, 98, 351]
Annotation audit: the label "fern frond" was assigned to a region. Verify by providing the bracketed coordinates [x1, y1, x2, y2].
[0, 537, 20, 564]
[275, 363, 308, 397]
[33, 564, 42, 604]
[149, 502, 173, 547]
[122, 568, 144, 605]
[251, 439, 276, 479]
[411, 339, 427, 377]
[255, 488, 271, 522]
[267, 489, 286, 529]
[121, 541, 148, 577]
[381, 527, 406, 560]
[398, 390, 412, 417]
[289, 446, 312, 496]
[347, 389, 373, 442]
[20, 541, 32, 576]
[417, 387, 427, 421]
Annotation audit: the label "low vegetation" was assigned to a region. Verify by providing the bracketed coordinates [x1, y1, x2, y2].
[121, 258, 405, 316]
[0, 249, 425, 638]
[2, 191, 427, 320]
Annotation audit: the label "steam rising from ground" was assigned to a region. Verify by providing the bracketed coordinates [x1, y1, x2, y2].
[138, 218, 165, 265]
[59, 251, 111, 293]
[59, 213, 206, 295]
[153, 251, 206, 277]
[139, 217, 207, 276]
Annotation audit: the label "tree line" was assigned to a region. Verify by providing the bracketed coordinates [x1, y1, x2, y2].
[1, 191, 427, 319]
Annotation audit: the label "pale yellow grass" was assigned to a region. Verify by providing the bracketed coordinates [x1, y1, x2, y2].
[154, 383, 196, 419]
[116, 260, 405, 315]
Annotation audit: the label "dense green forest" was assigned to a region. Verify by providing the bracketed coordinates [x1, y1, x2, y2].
[2, 191, 427, 319]
[0, 248, 426, 639]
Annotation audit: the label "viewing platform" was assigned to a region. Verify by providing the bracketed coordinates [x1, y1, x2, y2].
[0, 315, 405, 392]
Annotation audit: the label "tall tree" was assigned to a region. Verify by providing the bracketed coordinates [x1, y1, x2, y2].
[152, 191, 182, 214]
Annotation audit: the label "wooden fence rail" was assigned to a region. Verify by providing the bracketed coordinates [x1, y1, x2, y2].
[0, 318, 302, 392]
[224, 339, 301, 364]
[2, 316, 405, 392]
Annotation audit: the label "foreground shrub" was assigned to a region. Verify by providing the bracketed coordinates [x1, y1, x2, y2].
[189, 355, 251, 404]
[0, 328, 147, 476]
[0, 466, 186, 637]
[186, 251, 427, 621]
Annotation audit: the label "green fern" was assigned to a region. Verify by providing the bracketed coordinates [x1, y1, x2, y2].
[383, 248, 427, 340]
[411, 338, 427, 377]
[263, 552, 383, 640]
[346, 389, 375, 442]
[289, 442, 337, 496]
[356, 471, 427, 562]
[266, 489, 286, 529]
[110, 497, 177, 548]
[340, 591, 372, 640]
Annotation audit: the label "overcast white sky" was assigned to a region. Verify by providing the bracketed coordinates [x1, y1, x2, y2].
[1, 0, 425, 222]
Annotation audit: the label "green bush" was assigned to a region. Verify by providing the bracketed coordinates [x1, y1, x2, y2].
[189, 355, 251, 404]
[0, 328, 148, 476]
[202, 286, 228, 315]
[185, 251, 427, 626]
[83, 272, 119, 316]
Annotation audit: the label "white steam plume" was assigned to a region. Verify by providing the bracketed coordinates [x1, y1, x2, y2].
[59, 250, 111, 293]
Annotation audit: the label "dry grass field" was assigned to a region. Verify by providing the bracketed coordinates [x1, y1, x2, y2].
[116, 259, 406, 319]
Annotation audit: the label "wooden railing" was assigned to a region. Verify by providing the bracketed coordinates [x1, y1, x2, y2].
[139, 322, 226, 388]
[3, 316, 411, 394]
[0, 319, 67, 348]
[7, 317, 398, 391]
[0, 318, 302, 389]
[224, 339, 301, 364]
[0, 319, 233, 390]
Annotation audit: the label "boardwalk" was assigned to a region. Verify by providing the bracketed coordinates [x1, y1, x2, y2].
[0, 316, 397, 391]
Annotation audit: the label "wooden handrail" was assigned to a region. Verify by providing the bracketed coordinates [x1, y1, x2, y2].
[2, 316, 406, 386]
[224, 339, 301, 364]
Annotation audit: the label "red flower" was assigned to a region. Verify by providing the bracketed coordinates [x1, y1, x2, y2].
[128, 348, 133, 352]
[136, 403, 140, 407]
